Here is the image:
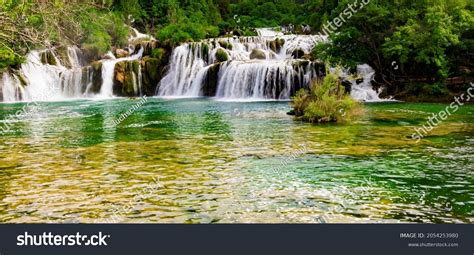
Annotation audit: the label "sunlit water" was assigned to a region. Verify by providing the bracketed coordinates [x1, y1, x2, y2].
[0, 99, 472, 223]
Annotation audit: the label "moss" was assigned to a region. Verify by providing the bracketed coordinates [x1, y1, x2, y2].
[16, 73, 28, 87]
[202, 63, 220, 96]
[269, 38, 285, 52]
[113, 60, 141, 97]
[55, 46, 71, 68]
[151, 48, 165, 59]
[88, 61, 103, 94]
[201, 43, 210, 60]
[40, 51, 57, 66]
[218, 40, 233, 50]
[215, 49, 229, 63]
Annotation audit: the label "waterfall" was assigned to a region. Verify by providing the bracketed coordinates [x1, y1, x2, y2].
[346, 64, 390, 102]
[157, 32, 328, 99]
[0, 26, 150, 103]
[1, 73, 22, 102]
[99, 47, 144, 98]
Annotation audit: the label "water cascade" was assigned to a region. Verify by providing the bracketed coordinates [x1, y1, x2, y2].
[343, 64, 388, 102]
[0, 28, 150, 102]
[157, 29, 328, 99]
[0, 26, 388, 102]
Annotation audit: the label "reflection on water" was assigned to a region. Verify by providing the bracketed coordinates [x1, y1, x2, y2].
[0, 99, 473, 223]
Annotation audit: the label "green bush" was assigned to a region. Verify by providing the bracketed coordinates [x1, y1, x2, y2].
[0, 47, 22, 70]
[151, 48, 165, 59]
[215, 49, 229, 62]
[291, 72, 363, 123]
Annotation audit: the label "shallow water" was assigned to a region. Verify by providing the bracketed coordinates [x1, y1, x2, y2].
[0, 99, 473, 223]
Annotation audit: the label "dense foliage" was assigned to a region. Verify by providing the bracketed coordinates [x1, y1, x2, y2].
[311, 0, 473, 95]
[0, 0, 128, 69]
[292, 71, 363, 123]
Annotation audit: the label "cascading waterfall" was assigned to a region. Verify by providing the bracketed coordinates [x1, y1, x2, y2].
[344, 64, 390, 102]
[99, 47, 144, 98]
[0, 27, 150, 102]
[0, 26, 388, 102]
[157, 29, 328, 99]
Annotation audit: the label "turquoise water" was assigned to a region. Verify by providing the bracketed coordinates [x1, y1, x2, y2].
[0, 98, 473, 223]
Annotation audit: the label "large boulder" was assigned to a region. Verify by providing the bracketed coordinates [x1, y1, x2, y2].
[250, 49, 266, 60]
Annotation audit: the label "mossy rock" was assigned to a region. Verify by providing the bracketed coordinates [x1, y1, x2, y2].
[201, 43, 210, 60]
[86, 61, 103, 94]
[215, 49, 229, 63]
[114, 60, 141, 97]
[202, 63, 221, 97]
[218, 41, 233, 50]
[291, 48, 305, 59]
[55, 46, 72, 68]
[40, 51, 57, 66]
[141, 56, 165, 95]
[16, 73, 28, 87]
[250, 49, 266, 60]
[134, 40, 158, 56]
[269, 38, 285, 52]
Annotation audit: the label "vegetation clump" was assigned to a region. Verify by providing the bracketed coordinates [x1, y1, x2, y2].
[215, 49, 229, 63]
[291, 72, 363, 123]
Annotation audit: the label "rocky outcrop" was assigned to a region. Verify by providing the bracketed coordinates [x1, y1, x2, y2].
[201, 63, 221, 97]
[86, 61, 103, 94]
[113, 60, 140, 97]
[250, 49, 266, 60]
[141, 56, 167, 95]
